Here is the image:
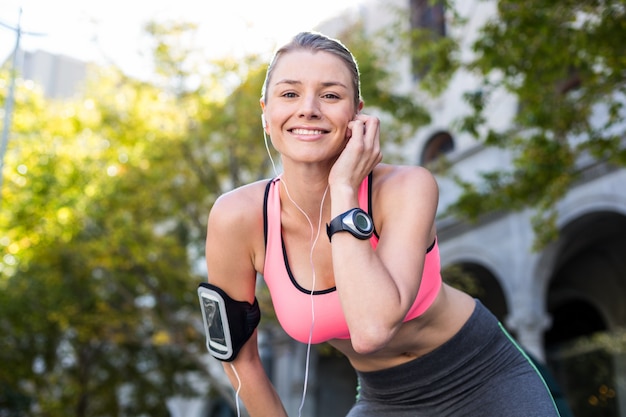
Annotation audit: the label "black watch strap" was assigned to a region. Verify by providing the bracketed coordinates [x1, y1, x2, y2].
[326, 208, 374, 241]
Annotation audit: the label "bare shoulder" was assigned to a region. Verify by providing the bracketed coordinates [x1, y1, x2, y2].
[371, 164, 439, 248]
[206, 179, 270, 299]
[209, 179, 269, 226]
[372, 164, 439, 204]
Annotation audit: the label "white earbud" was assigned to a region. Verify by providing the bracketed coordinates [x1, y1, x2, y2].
[261, 114, 267, 129]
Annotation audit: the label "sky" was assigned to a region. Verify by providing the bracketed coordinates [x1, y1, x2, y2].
[0, 0, 364, 78]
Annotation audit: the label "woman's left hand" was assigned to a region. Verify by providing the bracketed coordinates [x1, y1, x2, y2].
[329, 113, 382, 190]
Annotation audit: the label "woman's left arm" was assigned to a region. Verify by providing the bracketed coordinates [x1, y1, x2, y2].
[329, 117, 439, 355]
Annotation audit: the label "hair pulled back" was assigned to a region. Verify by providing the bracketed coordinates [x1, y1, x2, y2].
[261, 31, 361, 109]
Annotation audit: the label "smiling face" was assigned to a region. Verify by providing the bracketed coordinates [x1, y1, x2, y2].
[261, 49, 363, 165]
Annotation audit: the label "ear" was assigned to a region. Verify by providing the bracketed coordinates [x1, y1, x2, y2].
[357, 100, 364, 114]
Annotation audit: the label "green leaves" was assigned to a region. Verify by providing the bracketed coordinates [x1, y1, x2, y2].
[1, 43, 210, 417]
[415, 0, 626, 249]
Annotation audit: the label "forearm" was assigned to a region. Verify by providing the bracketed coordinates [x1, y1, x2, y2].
[331, 234, 407, 349]
[224, 363, 287, 417]
[222, 345, 288, 417]
[328, 189, 405, 349]
[328, 169, 434, 354]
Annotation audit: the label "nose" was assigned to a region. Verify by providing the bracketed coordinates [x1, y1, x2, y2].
[298, 94, 321, 120]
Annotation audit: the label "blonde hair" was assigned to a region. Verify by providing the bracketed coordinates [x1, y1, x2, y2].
[261, 31, 361, 109]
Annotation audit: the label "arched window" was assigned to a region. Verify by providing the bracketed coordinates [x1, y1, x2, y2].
[420, 131, 454, 165]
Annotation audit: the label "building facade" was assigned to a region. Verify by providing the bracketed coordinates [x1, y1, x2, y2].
[256, 1, 626, 417]
[16, 49, 88, 99]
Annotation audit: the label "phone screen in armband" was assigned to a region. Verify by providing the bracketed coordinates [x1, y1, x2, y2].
[198, 286, 233, 361]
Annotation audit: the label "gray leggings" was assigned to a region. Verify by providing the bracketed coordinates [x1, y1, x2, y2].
[347, 300, 560, 417]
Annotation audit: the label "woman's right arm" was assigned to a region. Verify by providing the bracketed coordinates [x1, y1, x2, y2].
[222, 331, 287, 417]
[205, 186, 288, 417]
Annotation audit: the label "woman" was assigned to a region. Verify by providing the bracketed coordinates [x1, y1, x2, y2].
[203, 31, 560, 417]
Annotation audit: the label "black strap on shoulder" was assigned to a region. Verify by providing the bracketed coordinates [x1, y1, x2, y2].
[262, 178, 276, 250]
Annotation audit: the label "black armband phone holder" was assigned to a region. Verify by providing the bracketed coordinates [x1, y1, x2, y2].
[197, 282, 261, 362]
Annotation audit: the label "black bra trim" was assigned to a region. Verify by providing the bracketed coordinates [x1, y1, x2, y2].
[262, 178, 276, 249]
[282, 238, 336, 295]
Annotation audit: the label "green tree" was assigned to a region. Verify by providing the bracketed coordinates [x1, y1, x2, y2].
[0, 63, 208, 416]
[410, 0, 626, 247]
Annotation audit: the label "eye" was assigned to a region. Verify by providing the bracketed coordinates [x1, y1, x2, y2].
[322, 93, 340, 100]
[281, 92, 298, 98]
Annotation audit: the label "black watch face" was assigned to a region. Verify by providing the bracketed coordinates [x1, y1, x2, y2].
[353, 211, 372, 233]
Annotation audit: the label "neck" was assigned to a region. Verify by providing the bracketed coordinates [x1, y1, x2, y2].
[280, 178, 330, 229]
[279, 162, 330, 203]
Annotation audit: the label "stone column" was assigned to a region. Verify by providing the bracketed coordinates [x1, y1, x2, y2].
[615, 352, 626, 417]
[505, 304, 552, 362]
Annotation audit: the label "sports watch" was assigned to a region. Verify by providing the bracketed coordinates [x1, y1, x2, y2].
[326, 208, 374, 241]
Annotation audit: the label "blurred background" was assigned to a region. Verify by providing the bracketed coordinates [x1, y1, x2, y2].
[1, 1, 625, 416]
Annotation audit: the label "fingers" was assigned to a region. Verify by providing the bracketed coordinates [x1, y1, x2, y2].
[349, 114, 378, 139]
[348, 115, 381, 159]
[332, 115, 382, 185]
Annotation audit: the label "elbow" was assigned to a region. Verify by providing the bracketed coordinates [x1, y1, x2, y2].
[350, 326, 393, 355]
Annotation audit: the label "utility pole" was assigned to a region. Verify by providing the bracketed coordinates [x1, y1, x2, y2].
[0, 8, 45, 205]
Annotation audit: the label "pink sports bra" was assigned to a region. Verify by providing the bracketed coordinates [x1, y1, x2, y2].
[262, 173, 442, 344]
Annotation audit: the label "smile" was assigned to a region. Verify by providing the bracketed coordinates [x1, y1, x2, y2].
[290, 128, 327, 135]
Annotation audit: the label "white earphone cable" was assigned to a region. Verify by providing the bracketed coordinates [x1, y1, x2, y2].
[281, 179, 327, 417]
[230, 362, 242, 417]
[263, 129, 327, 416]
[263, 129, 279, 177]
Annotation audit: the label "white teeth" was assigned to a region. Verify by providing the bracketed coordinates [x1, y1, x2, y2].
[291, 128, 324, 135]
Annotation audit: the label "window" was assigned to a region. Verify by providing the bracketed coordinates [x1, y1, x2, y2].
[410, 0, 446, 79]
[410, 0, 446, 36]
[420, 131, 454, 165]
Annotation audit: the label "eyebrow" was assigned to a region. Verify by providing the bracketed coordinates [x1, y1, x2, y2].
[274, 79, 349, 89]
